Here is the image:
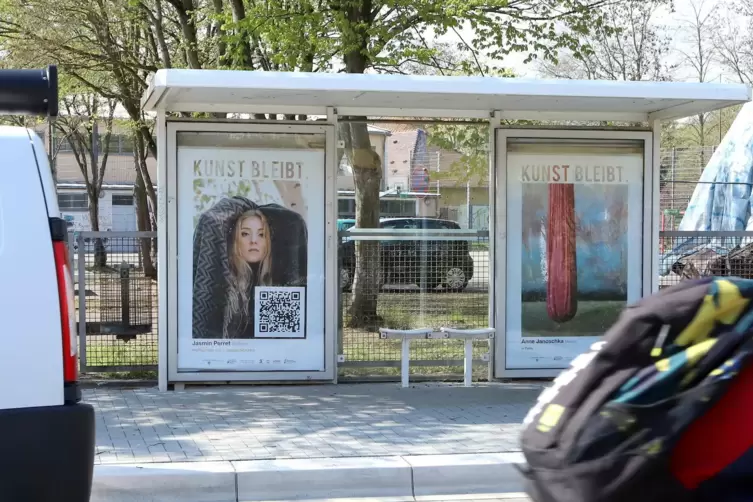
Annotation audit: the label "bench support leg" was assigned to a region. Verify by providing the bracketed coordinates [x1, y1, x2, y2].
[464, 340, 473, 387]
[401, 337, 410, 388]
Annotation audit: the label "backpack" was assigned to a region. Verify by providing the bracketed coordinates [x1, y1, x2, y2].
[519, 276, 753, 502]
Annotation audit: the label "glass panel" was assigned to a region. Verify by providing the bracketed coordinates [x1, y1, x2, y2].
[176, 130, 327, 372]
[337, 120, 491, 381]
[505, 137, 645, 370]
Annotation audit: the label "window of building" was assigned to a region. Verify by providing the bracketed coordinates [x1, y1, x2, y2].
[380, 199, 415, 217]
[338, 199, 355, 218]
[58, 192, 88, 211]
[112, 194, 134, 206]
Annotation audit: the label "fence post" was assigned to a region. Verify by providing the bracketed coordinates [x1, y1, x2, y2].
[77, 233, 87, 372]
[67, 230, 75, 263]
[120, 261, 130, 327]
[670, 147, 676, 211]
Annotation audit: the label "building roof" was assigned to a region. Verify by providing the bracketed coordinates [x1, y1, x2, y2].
[142, 69, 751, 121]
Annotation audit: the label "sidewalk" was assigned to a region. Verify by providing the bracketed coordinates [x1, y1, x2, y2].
[87, 382, 542, 501]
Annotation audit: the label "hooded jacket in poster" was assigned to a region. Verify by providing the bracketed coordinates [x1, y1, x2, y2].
[192, 196, 307, 339]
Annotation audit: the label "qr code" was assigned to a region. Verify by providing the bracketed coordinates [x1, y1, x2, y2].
[254, 286, 306, 338]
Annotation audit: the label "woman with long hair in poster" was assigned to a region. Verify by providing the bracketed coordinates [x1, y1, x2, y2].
[224, 208, 273, 338]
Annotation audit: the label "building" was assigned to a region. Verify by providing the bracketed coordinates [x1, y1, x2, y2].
[34, 126, 157, 252]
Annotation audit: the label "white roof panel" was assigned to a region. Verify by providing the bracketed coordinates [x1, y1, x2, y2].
[141, 69, 751, 121]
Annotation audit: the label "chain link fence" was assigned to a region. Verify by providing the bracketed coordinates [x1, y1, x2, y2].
[337, 225, 492, 381]
[659, 145, 718, 230]
[72, 231, 157, 376]
[660, 231, 753, 290]
[74, 229, 753, 380]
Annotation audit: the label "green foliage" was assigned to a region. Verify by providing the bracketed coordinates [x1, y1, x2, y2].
[0, 0, 625, 112]
[427, 123, 490, 185]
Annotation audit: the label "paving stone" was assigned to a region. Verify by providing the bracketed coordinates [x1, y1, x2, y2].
[84, 382, 543, 465]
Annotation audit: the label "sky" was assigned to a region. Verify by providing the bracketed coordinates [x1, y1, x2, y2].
[437, 0, 740, 83]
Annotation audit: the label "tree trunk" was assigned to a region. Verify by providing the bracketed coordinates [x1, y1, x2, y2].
[134, 150, 157, 279]
[343, 119, 382, 328]
[337, 0, 383, 326]
[135, 127, 158, 217]
[89, 197, 107, 268]
[167, 0, 202, 69]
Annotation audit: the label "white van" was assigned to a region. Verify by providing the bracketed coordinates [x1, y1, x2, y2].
[0, 66, 94, 501]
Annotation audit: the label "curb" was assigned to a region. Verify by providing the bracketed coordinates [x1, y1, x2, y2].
[91, 452, 528, 502]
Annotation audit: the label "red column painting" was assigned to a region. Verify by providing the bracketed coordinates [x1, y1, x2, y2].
[547, 184, 578, 322]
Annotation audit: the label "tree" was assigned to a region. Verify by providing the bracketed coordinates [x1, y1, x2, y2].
[54, 86, 118, 268]
[676, 0, 720, 153]
[132, 125, 158, 278]
[2, 0, 624, 327]
[536, 0, 673, 82]
[714, 0, 753, 85]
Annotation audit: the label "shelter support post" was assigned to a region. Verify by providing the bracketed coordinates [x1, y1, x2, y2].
[157, 110, 168, 392]
[651, 119, 662, 294]
[488, 111, 501, 381]
[327, 106, 340, 385]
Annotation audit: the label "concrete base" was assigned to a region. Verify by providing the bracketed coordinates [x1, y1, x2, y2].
[91, 461, 237, 502]
[91, 453, 528, 502]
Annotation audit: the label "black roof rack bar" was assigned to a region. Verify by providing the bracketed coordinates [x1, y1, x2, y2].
[0, 65, 58, 118]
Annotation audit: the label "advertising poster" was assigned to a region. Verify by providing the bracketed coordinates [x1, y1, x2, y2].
[176, 132, 326, 372]
[505, 141, 644, 370]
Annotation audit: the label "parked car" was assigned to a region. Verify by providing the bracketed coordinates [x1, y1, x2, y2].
[339, 217, 474, 291]
[337, 218, 355, 233]
[0, 66, 95, 502]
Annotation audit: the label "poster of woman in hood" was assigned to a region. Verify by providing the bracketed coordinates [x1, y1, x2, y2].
[192, 196, 307, 339]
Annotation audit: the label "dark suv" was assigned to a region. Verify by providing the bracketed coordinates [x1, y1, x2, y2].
[339, 217, 474, 291]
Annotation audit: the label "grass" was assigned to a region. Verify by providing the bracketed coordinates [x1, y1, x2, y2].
[82, 338, 158, 380]
[521, 301, 625, 337]
[85, 337, 158, 368]
[340, 291, 491, 379]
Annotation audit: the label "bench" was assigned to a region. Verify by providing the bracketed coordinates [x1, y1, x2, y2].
[379, 327, 496, 388]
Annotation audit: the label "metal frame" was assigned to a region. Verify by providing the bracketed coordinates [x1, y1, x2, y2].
[162, 120, 338, 385]
[493, 128, 655, 379]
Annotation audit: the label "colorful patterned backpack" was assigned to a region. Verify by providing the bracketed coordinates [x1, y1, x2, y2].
[519, 277, 753, 502]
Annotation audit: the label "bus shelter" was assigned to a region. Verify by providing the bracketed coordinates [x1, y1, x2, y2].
[141, 70, 750, 390]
